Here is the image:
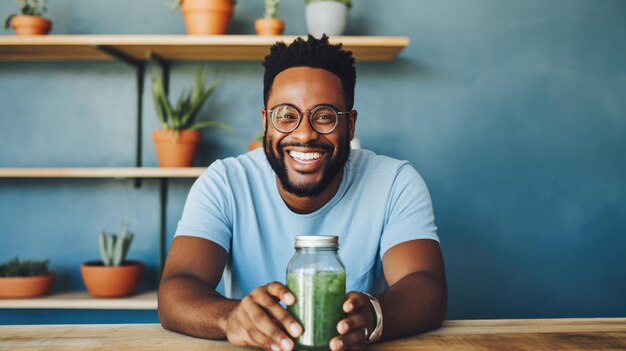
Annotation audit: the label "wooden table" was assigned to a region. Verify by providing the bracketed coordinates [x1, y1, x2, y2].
[0, 318, 624, 350]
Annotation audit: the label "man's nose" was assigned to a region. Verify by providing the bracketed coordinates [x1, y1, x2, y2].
[290, 114, 319, 142]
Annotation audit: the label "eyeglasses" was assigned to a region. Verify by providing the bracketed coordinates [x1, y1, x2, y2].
[266, 103, 351, 135]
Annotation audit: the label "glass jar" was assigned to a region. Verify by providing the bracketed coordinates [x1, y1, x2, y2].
[286, 235, 346, 350]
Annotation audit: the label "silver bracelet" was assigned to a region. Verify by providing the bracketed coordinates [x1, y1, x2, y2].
[362, 292, 383, 343]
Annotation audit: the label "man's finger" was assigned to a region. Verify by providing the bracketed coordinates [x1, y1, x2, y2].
[250, 286, 303, 338]
[242, 295, 295, 349]
[336, 313, 366, 335]
[343, 291, 368, 313]
[330, 327, 367, 351]
[266, 281, 296, 305]
[246, 325, 275, 350]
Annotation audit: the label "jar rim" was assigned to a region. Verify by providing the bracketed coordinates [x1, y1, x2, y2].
[295, 235, 339, 248]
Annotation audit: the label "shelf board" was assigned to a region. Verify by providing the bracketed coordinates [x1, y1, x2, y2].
[0, 291, 157, 310]
[0, 167, 205, 178]
[0, 35, 409, 62]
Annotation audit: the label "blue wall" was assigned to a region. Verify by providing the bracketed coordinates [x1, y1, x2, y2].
[1, 0, 624, 324]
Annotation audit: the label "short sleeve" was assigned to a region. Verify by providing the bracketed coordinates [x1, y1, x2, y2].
[380, 163, 439, 257]
[175, 160, 233, 253]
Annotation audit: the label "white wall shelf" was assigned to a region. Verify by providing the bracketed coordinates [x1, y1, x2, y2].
[0, 291, 157, 310]
[0, 35, 409, 62]
[0, 167, 205, 178]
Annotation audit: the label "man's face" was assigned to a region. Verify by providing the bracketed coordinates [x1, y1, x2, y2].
[263, 67, 356, 198]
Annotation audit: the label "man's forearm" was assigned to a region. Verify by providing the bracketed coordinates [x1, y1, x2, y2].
[376, 270, 447, 340]
[158, 274, 239, 339]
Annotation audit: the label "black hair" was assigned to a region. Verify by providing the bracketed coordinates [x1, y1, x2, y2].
[262, 34, 356, 110]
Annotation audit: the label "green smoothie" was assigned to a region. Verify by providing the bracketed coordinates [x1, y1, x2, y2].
[287, 271, 346, 350]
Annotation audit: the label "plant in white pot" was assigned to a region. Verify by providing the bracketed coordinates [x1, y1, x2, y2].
[152, 67, 232, 167]
[304, 0, 352, 37]
[3, 0, 52, 35]
[80, 224, 144, 298]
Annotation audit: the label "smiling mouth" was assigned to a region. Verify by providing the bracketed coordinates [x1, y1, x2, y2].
[286, 150, 328, 172]
[288, 150, 324, 163]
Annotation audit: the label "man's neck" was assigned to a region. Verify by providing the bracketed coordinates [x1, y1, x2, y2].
[276, 170, 344, 214]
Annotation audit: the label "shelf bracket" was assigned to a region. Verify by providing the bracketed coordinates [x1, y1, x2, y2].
[148, 53, 171, 283]
[134, 63, 145, 188]
[94, 45, 146, 188]
[147, 51, 170, 95]
[93, 45, 143, 67]
[158, 178, 168, 282]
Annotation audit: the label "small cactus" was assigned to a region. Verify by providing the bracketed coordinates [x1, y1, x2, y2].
[0, 257, 49, 277]
[99, 223, 134, 266]
[264, 0, 280, 18]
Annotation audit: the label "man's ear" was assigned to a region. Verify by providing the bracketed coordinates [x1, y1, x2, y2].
[348, 110, 358, 140]
[261, 108, 267, 131]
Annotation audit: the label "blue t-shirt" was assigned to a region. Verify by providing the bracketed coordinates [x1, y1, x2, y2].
[175, 148, 438, 299]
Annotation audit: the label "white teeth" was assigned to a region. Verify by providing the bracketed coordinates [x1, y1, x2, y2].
[289, 151, 322, 161]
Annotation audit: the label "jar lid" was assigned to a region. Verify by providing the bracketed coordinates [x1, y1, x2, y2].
[295, 235, 339, 248]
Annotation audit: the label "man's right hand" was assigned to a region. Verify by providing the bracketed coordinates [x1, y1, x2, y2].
[225, 281, 303, 351]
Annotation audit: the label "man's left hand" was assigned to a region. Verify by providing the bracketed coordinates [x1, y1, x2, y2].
[330, 291, 376, 350]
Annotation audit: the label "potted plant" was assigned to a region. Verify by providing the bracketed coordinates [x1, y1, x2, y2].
[0, 257, 53, 298]
[170, 0, 235, 35]
[3, 0, 52, 35]
[80, 224, 143, 298]
[152, 67, 232, 167]
[255, 0, 284, 36]
[304, 0, 351, 37]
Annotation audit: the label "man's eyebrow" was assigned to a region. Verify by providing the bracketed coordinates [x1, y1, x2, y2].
[312, 103, 341, 109]
[270, 103, 343, 111]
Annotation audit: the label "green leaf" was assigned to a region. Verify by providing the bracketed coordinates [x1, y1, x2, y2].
[151, 77, 168, 127]
[99, 231, 111, 266]
[0, 257, 49, 277]
[4, 14, 16, 29]
[154, 77, 176, 129]
[106, 234, 116, 266]
[118, 224, 133, 265]
[183, 78, 218, 128]
[264, 0, 280, 18]
[151, 66, 231, 132]
[121, 233, 134, 265]
[168, 0, 182, 10]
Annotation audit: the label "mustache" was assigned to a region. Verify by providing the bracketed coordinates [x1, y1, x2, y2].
[277, 141, 334, 152]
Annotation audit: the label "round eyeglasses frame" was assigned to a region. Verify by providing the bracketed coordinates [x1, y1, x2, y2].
[266, 103, 352, 135]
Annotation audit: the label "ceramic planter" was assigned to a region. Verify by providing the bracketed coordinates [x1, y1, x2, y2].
[152, 129, 201, 167]
[255, 18, 285, 36]
[305, 1, 349, 37]
[181, 0, 234, 35]
[80, 261, 143, 298]
[0, 273, 54, 298]
[10, 15, 52, 35]
[248, 140, 263, 150]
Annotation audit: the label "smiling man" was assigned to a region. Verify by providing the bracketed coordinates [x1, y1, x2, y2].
[158, 35, 447, 351]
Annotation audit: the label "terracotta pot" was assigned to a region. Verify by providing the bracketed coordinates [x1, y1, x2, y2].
[0, 273, 54, 298]
[11, 15, 52, 35]
[152, 129, 201, 167]
[248, 140, 263, 151]
[181, 0, 234, 35]
[80, 261, 144, 298]
[254, 18, 285, 36]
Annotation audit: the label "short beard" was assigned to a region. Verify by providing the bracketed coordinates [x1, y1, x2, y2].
[264, 127, 351, 198]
